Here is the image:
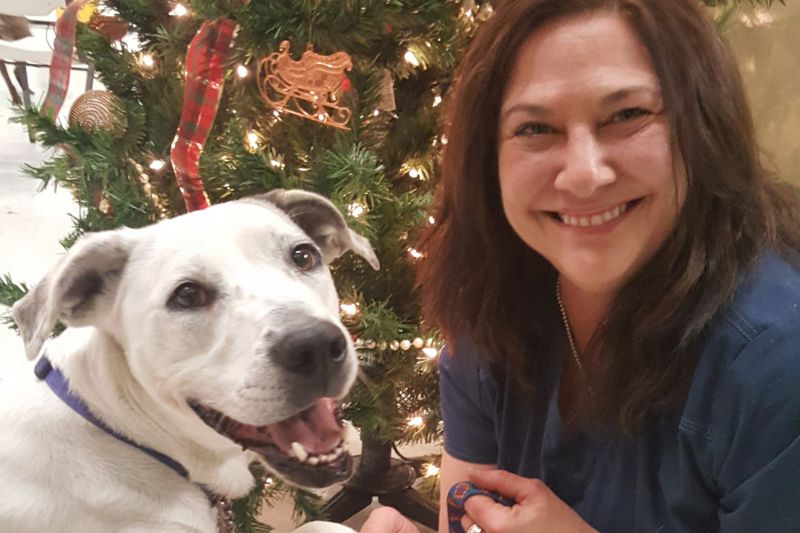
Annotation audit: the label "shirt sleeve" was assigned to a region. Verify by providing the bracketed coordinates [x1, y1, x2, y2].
[713, 315, 800, 532]
[438, 341, 499, 464]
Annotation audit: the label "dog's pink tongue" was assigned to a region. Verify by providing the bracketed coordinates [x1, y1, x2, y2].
[268, 398, 342, 455]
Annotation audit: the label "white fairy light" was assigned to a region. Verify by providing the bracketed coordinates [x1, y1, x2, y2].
[347, 201, 367, 219]
[422, 347, 439, 359]
[373, 109, 380, 117]
[236, 64, 249, 78]
[428, 215, 436, 225]
[407, 416, 423, 427]
[169, 3, 188, 17]
[432, 95, 442, 107]
[404, 50, 420, 67]
[149, 159, 166, 171]
[246, 131, 260, 151]
[340, 301, 359, 316]
[139, 53, 155, 69]
[408, 168, 419, 179]
[407, 247, 425, 259]
[424, 464, 440, 477]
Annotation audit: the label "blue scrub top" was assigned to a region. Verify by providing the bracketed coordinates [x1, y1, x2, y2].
[440, 253, 800, 532]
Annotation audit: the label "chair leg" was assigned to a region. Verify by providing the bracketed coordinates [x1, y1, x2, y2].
[0, 62, 22, 106]
[85, 63, 94, 91]
[13, 62, 32, 109]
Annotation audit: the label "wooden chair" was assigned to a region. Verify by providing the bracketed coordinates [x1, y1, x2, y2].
[0, 0, 93, 110]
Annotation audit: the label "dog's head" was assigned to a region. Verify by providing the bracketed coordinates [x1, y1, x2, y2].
[12, 189, 379, 491]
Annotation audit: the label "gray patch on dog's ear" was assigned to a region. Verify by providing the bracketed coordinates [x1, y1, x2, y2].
[248, 189, 380, 271]
[11, 229, 134, 360]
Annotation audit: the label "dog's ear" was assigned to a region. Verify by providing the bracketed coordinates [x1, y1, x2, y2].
[251, 189, 380, 271]
[11, 229, 135, 360]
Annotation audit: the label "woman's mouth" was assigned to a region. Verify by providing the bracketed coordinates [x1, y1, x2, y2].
[550, 199, 642, 228]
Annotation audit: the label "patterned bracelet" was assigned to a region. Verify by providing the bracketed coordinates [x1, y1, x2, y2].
[446, 481, 515, 532]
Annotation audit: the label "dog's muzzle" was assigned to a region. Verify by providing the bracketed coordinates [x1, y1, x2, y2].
[190, 319, 356, 488]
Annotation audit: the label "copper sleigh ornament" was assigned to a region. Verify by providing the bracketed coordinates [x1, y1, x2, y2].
[258, 40, 353, 130]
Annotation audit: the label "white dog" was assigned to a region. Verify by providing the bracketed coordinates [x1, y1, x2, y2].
[0, 190, 375, 532]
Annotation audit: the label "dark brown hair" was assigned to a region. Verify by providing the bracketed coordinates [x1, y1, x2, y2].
[417, 0, 800, 435]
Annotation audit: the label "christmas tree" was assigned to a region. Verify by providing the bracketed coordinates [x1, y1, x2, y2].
[1, 0, 783, 531]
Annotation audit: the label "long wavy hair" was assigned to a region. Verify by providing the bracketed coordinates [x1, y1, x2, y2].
[417, 0, 800, 435]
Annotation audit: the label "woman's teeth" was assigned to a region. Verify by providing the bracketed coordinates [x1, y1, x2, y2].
[289, 441, 347, 465]
[558, 203, 628, 227]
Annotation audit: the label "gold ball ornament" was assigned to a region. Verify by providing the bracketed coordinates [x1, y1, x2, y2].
[68, 90, 127, 135]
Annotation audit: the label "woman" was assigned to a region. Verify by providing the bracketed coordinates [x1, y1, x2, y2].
[362, 0, 800, 531]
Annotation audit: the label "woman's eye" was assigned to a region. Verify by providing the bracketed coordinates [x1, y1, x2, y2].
[609, 108, 650, 123]
[291, 243, 320, 271]
[168, 282, 213, 310]
[514, 122, 556, 136]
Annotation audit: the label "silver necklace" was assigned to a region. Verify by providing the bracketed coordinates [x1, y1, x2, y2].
[556, 276, 594, 396]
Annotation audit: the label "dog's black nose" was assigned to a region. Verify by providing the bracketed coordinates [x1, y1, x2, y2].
[270, 319, 348, 376]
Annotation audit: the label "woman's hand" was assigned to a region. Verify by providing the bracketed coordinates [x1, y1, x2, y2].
[360, 506, 421, 533]
[460, 469, 598, 533]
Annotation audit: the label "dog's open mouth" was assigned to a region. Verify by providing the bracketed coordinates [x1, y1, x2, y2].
[190, 398, 353, 488]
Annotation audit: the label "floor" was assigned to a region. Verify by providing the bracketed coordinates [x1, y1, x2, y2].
[0, 69, 437, 532]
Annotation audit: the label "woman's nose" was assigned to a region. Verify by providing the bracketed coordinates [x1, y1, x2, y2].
[553, 130, 615, 198]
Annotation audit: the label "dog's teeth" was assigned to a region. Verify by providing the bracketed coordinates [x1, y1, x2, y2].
[307, 456, 320, 466]
[291, 442, 309, 463]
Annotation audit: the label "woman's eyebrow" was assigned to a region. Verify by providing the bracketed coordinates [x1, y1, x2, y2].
[500, 86, 662, 123]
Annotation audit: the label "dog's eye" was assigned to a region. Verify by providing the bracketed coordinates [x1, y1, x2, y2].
[168, 282, 212, 310]
[291, 244, 319, 271]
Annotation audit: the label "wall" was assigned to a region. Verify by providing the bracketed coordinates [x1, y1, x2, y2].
[726, 2, 800, 183]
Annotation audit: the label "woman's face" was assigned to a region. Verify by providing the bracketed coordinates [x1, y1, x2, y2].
[497, 12, 686, 298]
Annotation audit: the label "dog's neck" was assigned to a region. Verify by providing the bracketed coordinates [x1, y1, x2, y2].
[41, 328, 256, 499]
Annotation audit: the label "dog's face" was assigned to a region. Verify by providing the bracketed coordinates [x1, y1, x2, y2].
[12, 190, 380, 490]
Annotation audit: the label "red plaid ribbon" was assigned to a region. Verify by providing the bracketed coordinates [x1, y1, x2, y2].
[42, 0, 91, 119]
[170, 18, 236, 212]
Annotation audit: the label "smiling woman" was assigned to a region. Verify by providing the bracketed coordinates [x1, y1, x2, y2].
[359, 1, 800, 533]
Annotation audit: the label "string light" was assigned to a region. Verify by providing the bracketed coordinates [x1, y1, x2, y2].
[372, 109, 380, 117]
[428, 215, 436, 225]
[424, 464, 440, 477]
[139, 53, 155, 70]
[407, 416, 424, 427]
[432, 95, 442, 107]
[408, 168, 419, 179]
[149, 159, 166, 171]
[407, 247, 425, 260]
[169, 3, 188, 17]
[340, 301, 359, 316]
[245, 130, 260, 151]
[422, 347, 439, 359]
[404, 50, 420, 67]
[236, 64, 249, 78]
[347, 201, 367, 219]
